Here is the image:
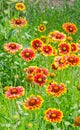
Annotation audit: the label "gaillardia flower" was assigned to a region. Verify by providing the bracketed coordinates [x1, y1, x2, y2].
[44, 108, 63, 123]
[62, 22, 77, 34]
[73, 116, 80, 127]
[5, 86, 24, 99]
[48, 31, 66, 42]
[33, 73, 47, 86]
[10, 17, 27, 28]
[67, 54, 80, 66]
[71, 43, 78, 53]
[31, 38, 43, 51]
[23, 95, 43, 110]
[20, 48, 35, 61]
[4, 42, 22, 54]
[58, 42, 71, 55]
[35, 67, 49, 76]
[38, 24, 46, 32]
[46, 82, 66, 97]
[15, 2, 26, 11]
[42, 44, 53, 56]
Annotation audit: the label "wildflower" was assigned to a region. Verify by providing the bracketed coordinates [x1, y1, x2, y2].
[33, 73, 47, 86]
[71, 43, 78, 53]
[27, 66, 37, 74]
[54, 56, 68, 70]
[46, 82, 66, 97]
[23, 95, 43, 110]
[5, 86, 24, 99]
[66, 36, 72, 42]
[26, 74, 33, 82]
[20, 48, 35, 61]
[38, 24, 46, 32]
[50, 72, 56, 78]
[67, 54, 80, 66]
[4, 42, 22, 54]
[42, 44, 53, 56]
[31, 38, 43, 51]
[52, 48, 58, 56]
[73, 116, 80, 127]
[51, 63, 58, 70]
[44, 108, 63, 123]
[48, 31, 66, 42]
[58, 42, 71, 55]
[15, 2, 26, 11]
[35, 67, 49, 76]
[62, 22, 77, 34]
[10, 17, 27, 28]
[40, 36, 47, 43]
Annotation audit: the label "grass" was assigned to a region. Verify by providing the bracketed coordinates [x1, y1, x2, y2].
[0, 0, 80, 130]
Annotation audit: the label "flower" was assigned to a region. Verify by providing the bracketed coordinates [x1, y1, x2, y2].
[5, 86, 24, 99]
[4, 42, 22, 54]
[10, 17, 27, 28]
[40, 36, 47, 43]
[51, 63, 58, 70]
[31, 38, 43, 51]
[67, 54, 80, 66]
[26, 66, 37, 74]
[46, 82, 66, 97]
[20, 48, 35, 61]
[38, 24, 46, 32]
[33, 73, 47, 86]
[35, 67, 49, 76]
[54, 56, 68, 70]
[52, 48, 58, 56]
[23, 95, 43, 110]
[62, 22, 77, 34]
[71, 43, 78, 53]
[26, 74, 33, 82]
[58, 42, 71, 55]
[44, 108, 63, 123]
[66, 36, 72, 42]
[42, 44, 53, 56]
[48, 31, 66, 42]
[73, 116, 80, 127]
[15, 2, 26, 11]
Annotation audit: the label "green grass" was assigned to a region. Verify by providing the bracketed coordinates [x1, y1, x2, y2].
[0, 0, 80, 130]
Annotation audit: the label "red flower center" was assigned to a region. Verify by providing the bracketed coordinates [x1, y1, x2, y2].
[11, 88, 18, 94]
[50, 113, 57, 118]
[62, 47, 66, 51]
[38, 78, 42, 82]
[68, 57, 74, 62]
[59, 59, 64, 64]
[26, 52, 30, 56]
[40, 26, 44, 31]
[18, 5, 23, 9]
[29, 99, 36, 106]
[52, 85, 60, 92]
[56, 34, 61, 39]
[9, 43, 16, 49]
[15, 19, 22, 25]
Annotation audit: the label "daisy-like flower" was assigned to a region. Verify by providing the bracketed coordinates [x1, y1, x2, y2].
[44, 108, 63, 123]
[10, 17, 27, 28]
[38, 24, 46, 32]
[35, 67, 49, 76]
[5, 86, 24, 99]
[46, 82, 66, 97]
[20, 48, 35, 61]
[4, 42, 22, 54]
[62, 22, 77, 34]
[23, 95, 43, 110]
[54, 55, 68, 70]
[67, 54, 80, 66]
[42, 44, 53, 56]
[27, 66, 37, 75]
[73, 116, 80, 127]
[58, 42, 71, 55]
[33, 73, 47, 86]
[15, 2, 26, 11]
[71, 43, 78, 53]
[26, 74, 33, 82]
[31, 38, 43, 51]
[48, 31, 66, 42]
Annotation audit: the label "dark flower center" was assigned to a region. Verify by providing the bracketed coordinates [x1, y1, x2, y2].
[15, 19, 22, 25]
[9, 43, 16, 49]
[29, 99, 36, 106]
[11, 88, 18, 94]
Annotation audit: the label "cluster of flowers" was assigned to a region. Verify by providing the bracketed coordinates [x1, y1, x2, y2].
[3, 2, 80, 126]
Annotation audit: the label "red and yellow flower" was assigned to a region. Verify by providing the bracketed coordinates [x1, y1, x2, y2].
[5, 86, 24, 99]
[48, 31, 66, 42]
[33, 73, 47, 86]
[67, 54, 80, 66]
[62, 22, 77, 34]
[31, 38, 43, 51]
[15, 2, 26, 11]
[10, 17, 27, 28]
[38, 24, 46, 32]
[23, 95, 43, 110]
[4, 42, 22, 54]
[71, 43, 78, 53]
[58, 42, 71, 55]
[35, 67, 49, 76]
[46, 82, 66, 97]
[42, 44, 53, 56]
[20, 48, 35, 61]
[44, 108, 63, 123]
[40, 36, 47, 43]
[73, 116, 80, 127]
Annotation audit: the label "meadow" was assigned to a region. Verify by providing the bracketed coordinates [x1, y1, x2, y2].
[0, 0, 80, 130]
